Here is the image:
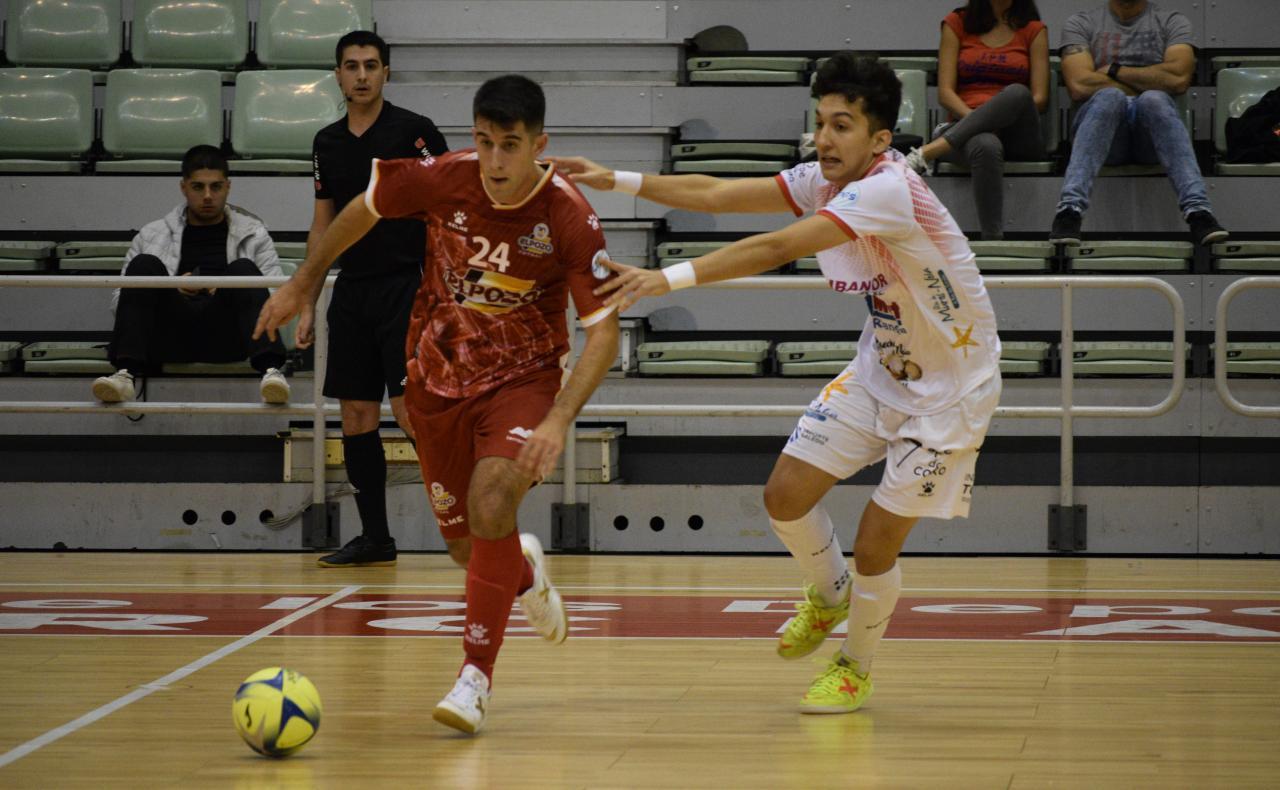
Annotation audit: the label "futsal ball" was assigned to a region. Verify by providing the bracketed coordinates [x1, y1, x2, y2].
[231, 667, 322, 757]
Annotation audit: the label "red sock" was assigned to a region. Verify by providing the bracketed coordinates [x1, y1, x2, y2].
[517, 555, 535, 595]
[462, 532, 524, 681]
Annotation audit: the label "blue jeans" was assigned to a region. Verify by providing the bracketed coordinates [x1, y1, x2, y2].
[1057, 87, 1211, 217]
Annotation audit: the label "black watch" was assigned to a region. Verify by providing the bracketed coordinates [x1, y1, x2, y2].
[1108, 62, 1122, 80]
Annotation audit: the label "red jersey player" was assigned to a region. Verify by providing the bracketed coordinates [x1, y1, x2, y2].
[255, 75, 621, 735]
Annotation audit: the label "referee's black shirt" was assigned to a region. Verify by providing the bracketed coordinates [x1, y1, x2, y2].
[312, 100, 449, 281]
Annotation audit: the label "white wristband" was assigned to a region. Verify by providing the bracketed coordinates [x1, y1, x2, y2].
[612, 170, 643, 195]
[663, 261, 697, 291]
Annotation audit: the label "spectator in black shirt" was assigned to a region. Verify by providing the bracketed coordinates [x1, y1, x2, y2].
[93, 145, 289, 404]
[301, 30, 449, 567]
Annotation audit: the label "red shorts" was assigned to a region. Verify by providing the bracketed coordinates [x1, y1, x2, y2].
[404, 367, 562, 541]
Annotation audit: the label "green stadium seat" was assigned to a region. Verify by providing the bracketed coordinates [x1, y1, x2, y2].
[1213, 342, 1280, 376]
[637, 340, 771, 376]
[55, 241, 131, 260]
[0, 241, 54, 272]
[776, 341, 855, 377]
[670, 141, 797, 175]
[794, 257, 819, 272]
[969, 240, 1053, 273]
[255, 0, 372, 68]
[21, 341, 113, 374]
[100, 69, 222, 172]
[274, 242, 308, 259]
[131, 0, 248, 68]
[687, 56, 809, 85]
[1214, 68, 1280, 175]
[0, 341, 23, 373]
[1066, 241, 1192, 273]
[3, 0, 122, 67]
[1068, 341, 1188, 376]
[1212, 56, 1280, 74]
[231, 70, 344, 171]
[0, 68, 94, 172]
[1210, 240, 1280, 272]
[276, 260, 299, 277]
[999, 341, 1050, 376]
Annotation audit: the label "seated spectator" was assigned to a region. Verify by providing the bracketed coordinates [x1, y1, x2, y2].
[905, 0, 1049, 240]
[1050, 0, 1228, 246]
[93, 145, 290, 403]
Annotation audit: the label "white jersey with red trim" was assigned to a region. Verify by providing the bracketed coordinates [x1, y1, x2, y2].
[775, 153, 1000, 415]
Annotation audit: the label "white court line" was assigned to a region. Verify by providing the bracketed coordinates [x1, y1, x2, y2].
[0, 584, 361, 768]
[0, 581, 1278, 595]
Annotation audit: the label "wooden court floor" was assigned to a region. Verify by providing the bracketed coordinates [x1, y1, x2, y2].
[1, 552, 1278, 789]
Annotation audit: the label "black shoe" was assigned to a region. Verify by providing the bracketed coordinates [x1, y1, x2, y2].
[1049, 209, 1083, 245]
[1187, 211, 1229, 246]
[317, 535, 397, 567]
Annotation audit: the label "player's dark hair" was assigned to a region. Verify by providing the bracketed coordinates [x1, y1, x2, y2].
[181, 145, 228, 179]
[473, 75, 545, 134]
[954, 0, 1041, 34]
[811, 53, 901, 133]
[335, 30, 389, 68]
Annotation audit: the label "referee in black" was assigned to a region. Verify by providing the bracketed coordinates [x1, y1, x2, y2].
[303, 30, 448, 567]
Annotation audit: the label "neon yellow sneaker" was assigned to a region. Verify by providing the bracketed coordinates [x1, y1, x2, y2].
[799, 652, 873, 714]
[776, 584, 850, 660]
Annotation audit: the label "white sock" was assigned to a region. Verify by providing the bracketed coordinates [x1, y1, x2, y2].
[769, 505, 851, 606]
[842, 564, 902, 673]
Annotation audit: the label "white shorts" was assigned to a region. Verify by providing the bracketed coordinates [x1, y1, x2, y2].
[782, 370, 1002, 520]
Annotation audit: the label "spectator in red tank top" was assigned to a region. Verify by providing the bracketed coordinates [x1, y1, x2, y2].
[903, 0, 1049, 239]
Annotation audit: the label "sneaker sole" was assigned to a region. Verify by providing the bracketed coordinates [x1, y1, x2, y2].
[1050, 236, 1082, 246]
[520, 535, 568, 644]
[315, 559, 397, 568]
[432, 702, 483, 734]
[799, 686, 874, 715]
[260, 382, 290, 404]
[1198, 229, 1229, 246]
[93, 381, 131, 403]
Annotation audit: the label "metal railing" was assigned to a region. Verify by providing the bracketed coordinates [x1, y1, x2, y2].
[1214, 276, 1280, 418]
[0, 274, 1189, 530]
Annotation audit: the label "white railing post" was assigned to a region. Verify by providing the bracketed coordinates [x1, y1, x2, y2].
[1214, 276, 1280, 417]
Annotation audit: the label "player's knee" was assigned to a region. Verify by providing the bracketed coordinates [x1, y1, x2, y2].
[763, 480, 807, 522]
[467, 490, 517, 540]
[446, 538, 471, 568]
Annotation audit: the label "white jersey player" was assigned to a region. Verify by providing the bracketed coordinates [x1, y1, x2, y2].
[553, 53, 1001, 714]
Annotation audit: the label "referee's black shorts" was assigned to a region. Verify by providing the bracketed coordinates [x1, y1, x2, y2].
[322, 271, 419, 401]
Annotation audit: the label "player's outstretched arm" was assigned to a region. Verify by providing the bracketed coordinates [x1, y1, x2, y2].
[549, 155, 791, 215]
[253, 193, 378, 341]
[514, 314, 621, 479]
[593, 213, 849, 311]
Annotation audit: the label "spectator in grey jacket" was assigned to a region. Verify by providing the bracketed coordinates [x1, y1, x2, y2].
[1050, 0, 1228, 246]
[93, 145, 290, 404]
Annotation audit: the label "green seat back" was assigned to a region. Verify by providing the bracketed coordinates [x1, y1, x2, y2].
[1067, 241, 1193, 259]
[0, 240, 56, 259]
[103, 69, 222, 158]
[775, 341, 856, 363]
[0, 69, 94, 158]
[1214, 68, 1280, 155]
[671, 142, 797, 160]
[638, 340, 770, 363]
[232, 70, 343, 158]
[256, 0, 372, 68]
[687, 56, 809, 72]
[55, 241, 131, 259]
[132, 0, 248, 68]
[4, 0, 121, 67]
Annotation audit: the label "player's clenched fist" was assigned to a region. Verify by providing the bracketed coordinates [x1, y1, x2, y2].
[591, 256, 671, 311]
[254, 280, 306, 342]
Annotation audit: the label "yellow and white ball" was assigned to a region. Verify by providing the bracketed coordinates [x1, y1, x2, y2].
[232, 667, 322, 757]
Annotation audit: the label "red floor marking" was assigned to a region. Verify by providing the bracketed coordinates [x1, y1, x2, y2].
[1, 593, 1278, 642]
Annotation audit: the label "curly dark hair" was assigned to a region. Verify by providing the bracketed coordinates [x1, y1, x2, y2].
[811, 53, 901, 133]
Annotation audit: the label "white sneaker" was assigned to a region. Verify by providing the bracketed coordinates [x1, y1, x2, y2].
[904, 147, 929, 175]
[517, 533, 568, 644]
[92, 369, 135, 403]
[259, 367, 290, 404]
[432, 664, 491, 735]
